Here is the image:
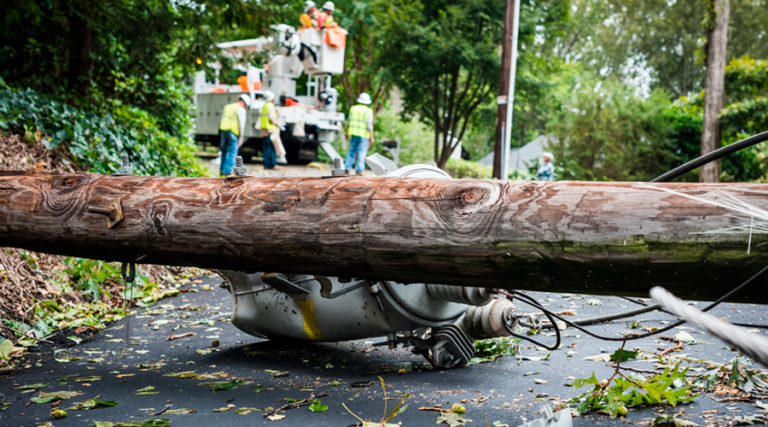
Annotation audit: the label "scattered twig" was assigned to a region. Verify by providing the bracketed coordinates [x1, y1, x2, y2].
[152, 405, 172, 416]
[167, 332, 195, 341]
[659, 339, 684, 356]
[263, 391, 328, 417]
[592, 339, 627, 397]
[607, 363, 699, 377]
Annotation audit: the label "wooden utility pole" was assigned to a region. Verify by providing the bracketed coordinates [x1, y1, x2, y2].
[700, 0, 730, 183]
[2, 172, 768, 303]
[492, 0, 515, 179]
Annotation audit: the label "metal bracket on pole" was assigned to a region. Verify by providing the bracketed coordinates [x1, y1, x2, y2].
[86, 198, 124, 228]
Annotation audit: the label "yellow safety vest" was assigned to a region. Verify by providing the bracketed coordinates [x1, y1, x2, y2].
[219, 102, 241, 136]
[261, 102, 279, 131]
[348, 104, 372, 138]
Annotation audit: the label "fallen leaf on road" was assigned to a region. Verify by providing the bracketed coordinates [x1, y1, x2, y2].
[164, 408, 196, 414]
[135, 386, 158, 395]
[198, 380, 242, 392]
[70, 397, 121, 411]
[214, 404, 236, 412]
[15, 383, 49, 390]
[265, 369, 289, 378]
[267, 413, 286, 421]
[31, 391, 83, 404]
[74, 376, 101, 382]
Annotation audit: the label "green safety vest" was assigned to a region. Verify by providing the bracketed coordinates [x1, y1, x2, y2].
[219, 102, 242, 136]
[261, 102, 278, 131]
[348, 104, 373, 138]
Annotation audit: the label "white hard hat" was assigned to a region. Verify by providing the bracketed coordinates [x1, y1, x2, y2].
[356, 92, 371, 105]
[543, 152, 554, 160]
[239, 94, 251, 107]
[322, 1, 335, 11]
[263, 91, 275, 102]
[304, 0, 315, 12]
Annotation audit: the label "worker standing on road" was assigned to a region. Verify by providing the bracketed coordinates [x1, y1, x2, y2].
[300, 1, 319, 30]
[318, 1, 337, 28]
[218, 94, 250, 176]
[344, 93, 374, 176]
[535, 152, 555, 181]
[261, 91, 284, 171]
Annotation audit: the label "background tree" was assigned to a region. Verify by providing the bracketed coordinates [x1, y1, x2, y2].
[381, 0, 504, 168]
[700, 0, 730, 182]
[334, 0, 392, 115]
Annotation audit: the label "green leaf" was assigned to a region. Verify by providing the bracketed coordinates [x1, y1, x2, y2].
[31, 390, 83, 403]
[436, 411, 472, 426]
[198, 379, 242, 392]
[164, 408, 195, 414]
[609, 349, 639, 362]
[0, 338, 23, 360]
[308, 399, 328, 412]
[71, 398, 121, 411]
[15, 383, 49, 390]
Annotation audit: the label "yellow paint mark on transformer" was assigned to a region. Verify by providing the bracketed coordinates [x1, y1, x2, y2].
[299, 300, 323, 340]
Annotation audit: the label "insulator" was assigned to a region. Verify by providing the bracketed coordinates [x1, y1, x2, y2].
[461, 298, 518, 339]
[426, 284, 496, 306]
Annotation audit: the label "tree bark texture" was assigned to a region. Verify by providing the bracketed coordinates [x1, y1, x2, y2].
[700, 0, 730, 183]
[2, 172, 768, 303]
[492, 0, 514, 179]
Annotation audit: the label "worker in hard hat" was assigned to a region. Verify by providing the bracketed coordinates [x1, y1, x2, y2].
[218, 94, 250, 176]
[318, 1, 337, 28]
[260, 91, 285, 170]
[344, 92, 374, 175]
[535, 152, 555, 181]
[300, 1, 319, 30]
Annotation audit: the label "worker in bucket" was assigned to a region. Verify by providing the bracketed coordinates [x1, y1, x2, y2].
[300, 1, 319, 30]
[218, 94, 250, 176]
[344, 92, 374, 176]
[318, 1, 338, 28]
[260, 91, 285, 170]
[535, 152, 555, 181]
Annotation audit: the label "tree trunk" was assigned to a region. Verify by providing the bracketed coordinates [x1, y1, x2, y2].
[492, 0, 515, 179]
[700, 0, 730, 183]
[2, 172, 768, 303]
[68, 11, 94, 98]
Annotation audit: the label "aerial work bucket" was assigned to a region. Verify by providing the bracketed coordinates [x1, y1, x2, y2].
[324, 27, 347, 48]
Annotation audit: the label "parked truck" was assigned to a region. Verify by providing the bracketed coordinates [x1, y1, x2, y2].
[193, 24, 346, 164]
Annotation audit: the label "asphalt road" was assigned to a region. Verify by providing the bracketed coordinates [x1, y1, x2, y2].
[2, 272, 767, 427]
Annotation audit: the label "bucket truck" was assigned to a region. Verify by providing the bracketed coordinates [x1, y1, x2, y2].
[193, 24, 346, 164]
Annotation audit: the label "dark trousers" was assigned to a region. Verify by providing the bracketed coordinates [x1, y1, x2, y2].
[262, 137, 277, 169]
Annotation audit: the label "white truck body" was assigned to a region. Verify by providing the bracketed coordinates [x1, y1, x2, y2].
[194, 25, 346, 163]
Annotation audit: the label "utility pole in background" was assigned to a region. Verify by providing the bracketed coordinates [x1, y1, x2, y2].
[492, 0, 515, 179]
[700, 0, 730, 182]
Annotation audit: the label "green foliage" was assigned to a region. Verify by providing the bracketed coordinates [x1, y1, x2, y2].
[692, 356, 768, 396]
[381, 0, 504, 166]
[549, 77, 677, 181]
[663, 56, 768, 182]
[0, 84, 206, 176]
[333, 0, 393, 114]
[445, 158, 492, 180]
[570, 364, 697, 417]
[308, 399, 328, 412]
[63, 258, 120, 302]
[467, 337, 520, 365]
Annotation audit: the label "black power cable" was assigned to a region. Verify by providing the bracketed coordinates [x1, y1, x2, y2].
[504, 291, 562, 351]
[652, 129, 768, 182]
[507, 264, 768, 343]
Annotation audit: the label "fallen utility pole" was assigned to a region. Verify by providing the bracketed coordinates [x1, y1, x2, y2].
[1, 171, 768, 303]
